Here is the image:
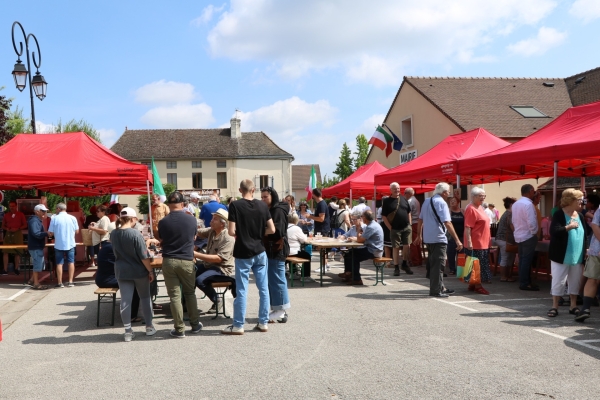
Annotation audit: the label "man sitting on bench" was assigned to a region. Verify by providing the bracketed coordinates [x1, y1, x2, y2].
[193, 208, 235, 314]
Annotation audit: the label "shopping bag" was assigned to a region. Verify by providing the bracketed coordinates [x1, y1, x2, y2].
[457, 255, 474, 280]
[81, 229, 93, 246]
[469, 258, 481, 285]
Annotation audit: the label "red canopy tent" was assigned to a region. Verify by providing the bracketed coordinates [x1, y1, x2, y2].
[322, 161, 433, 200]
[374, 128, 511, 187]
[0, 132, 152, 196]
[458, 101, 600, 182]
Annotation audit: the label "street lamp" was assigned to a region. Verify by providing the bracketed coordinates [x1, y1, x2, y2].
[11, 21, 48, 133]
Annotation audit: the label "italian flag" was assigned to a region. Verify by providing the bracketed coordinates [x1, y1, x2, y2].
[305, 165, 317, 201]
[369, 125, 393, 157]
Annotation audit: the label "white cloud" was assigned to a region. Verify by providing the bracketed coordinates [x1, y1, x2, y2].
[98, 128, 119, 148]
[507, 27, 567, 57]
[191, 4, 226, 26]
[569, 0, 600, 24]
[134, 80, 197, 105]
[35, 121, 55, 133]
[141, 103, 215, 128]
[205, 0, 557, 86]
[358, 114, 386, 135]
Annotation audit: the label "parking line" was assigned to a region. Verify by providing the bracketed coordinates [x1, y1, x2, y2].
[535, 329, 600, 352]
[0, 287, 30, 301]
[432, 298, 478, 312]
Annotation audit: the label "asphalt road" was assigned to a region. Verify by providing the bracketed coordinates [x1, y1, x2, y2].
[1, 258, 599, 399]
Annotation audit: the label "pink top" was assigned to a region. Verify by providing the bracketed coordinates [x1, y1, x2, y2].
[464, 203, 491, 250]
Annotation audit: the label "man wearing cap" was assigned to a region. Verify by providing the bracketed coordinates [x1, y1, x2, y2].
[157, 191, 202, 338]
[200, 194, 227, 228]
[151, 194, 169, 238]
[187, 192, 201, 219]
[27, 204, 50, 289]
[48, 203, 80, 288]
[193, 208, 235, 313]
[1, 201, 27, 275]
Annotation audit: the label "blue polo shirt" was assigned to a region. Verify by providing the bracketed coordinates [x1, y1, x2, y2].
[200, 200, 227, 227]
[49, 212, 79, 251]
[27, 216, 48, 251]
[362, 221, 384, 256]
[419, 195, 451, 244]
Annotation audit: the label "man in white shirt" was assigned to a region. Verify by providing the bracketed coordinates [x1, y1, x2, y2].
[48, 203, 80, 288]
[511, 184, 539, 291]
[483, 203, 496, 223]
[352, 197, 370, 214]
[187, 192, 201, 219]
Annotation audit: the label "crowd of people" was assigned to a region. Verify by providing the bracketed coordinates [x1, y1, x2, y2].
[4, 176, 600, 340]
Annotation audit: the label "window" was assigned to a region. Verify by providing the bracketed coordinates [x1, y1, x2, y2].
[260, 175, 270, 188]
[217, 172, 227, 189]
[166, 161, 177, 169]
[192, 173, 202, 189]
[401, 117, 413, 147]
[167, 173, 177, 188]
[217, 160, 227, 168]
[192, 160, 202, 168]
[140, 162, 151, 170]
[510, 106, 549, 118]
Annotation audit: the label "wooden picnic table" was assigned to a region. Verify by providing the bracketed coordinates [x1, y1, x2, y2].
[306, 238, 365, 286]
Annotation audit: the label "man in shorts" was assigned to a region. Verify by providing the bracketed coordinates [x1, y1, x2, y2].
[1, 201, 27, 275]
[382, 183, 413, 276]
[48, 203, 80, 288]
[575, 207, 600, 322]
[28, 204, 50, 289]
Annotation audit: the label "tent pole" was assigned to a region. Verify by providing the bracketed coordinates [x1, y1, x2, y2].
[553, 161, 558, 208]
[146, 180, 154, 239]
[350, 188, 353, 210]
[373, 187, 377, 212]
[582, 177, 586, 194]
[456, 174, 461, 208]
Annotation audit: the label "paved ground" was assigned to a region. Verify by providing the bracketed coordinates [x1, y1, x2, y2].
[1, 256, 600, 399]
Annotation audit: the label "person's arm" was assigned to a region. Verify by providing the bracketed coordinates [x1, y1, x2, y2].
[464, 226, 473, 250]
[196, 227, 211, 239]
[355, 224, 367, 243]
[445, 221, 463, 251]
[382, 215, 392, 231]
[145, 238, 160, 247]
[265, 218, 275, 235]
[19, 214, 27, 230]
[343, 212, 350, 228]
[414, 219, 423, 246]
[527, 206, 538, 235]
[309, 213, 325, 223]
[141, 258, 154, 282]
[228, 221, 236, 237]
[193, 250, 223, 264]
[29, 220, 48, 240]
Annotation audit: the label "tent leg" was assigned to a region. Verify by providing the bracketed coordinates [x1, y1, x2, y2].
[582, 177, 586, 194]
[552, 161, 558, 208]
[146, 180, 154, 239]
[456, 174, 461, 207]
[373, 187, 377, 212]
[350, 189, 353, 209]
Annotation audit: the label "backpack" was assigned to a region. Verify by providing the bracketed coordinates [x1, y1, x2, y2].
[331, 209, 347, 230]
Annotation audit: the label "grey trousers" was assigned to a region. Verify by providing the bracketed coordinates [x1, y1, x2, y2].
[426, 242, 447, 295]
[118, 277, 153, 331]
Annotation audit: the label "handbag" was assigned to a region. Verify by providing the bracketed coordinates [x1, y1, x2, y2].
[506, 243, 518, 253]
[81, 229, 93, 246]
[457, 254, 474, 280]
[386, 197, 402, 224]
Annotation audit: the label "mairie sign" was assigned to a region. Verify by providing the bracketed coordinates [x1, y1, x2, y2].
[400, 150, 418, 165]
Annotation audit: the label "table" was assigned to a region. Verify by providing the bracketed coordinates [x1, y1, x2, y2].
[0, 243, 58, 284]
[306, 238, 365, 286]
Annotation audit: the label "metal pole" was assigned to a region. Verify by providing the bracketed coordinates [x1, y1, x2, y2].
[373, 186, 377, 212]
[146, 180, 154, 238]
[350, 188, 353, 210]
[552, 161, 558, 207]
[456, 174, 461, 208]
[581, 177, 586, 194]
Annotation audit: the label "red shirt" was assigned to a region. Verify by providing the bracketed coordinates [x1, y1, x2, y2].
[4, 211, 27, 231]
[464, 204, 491, 250]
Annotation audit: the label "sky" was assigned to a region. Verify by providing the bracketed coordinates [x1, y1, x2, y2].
[1, 0, 600, 178]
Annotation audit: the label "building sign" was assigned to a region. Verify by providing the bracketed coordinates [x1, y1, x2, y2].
[440, 163, 456, 175]
[179, 189, 221, 198]
[400, 150, 418, 165]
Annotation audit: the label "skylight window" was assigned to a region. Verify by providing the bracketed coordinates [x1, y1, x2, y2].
[510, 106, 549, 118]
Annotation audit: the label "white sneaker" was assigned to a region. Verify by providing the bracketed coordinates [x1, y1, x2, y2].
[313, 267, 322, 273]
[221, 325, 244, 335]
[254, 323, 268, 332]
[145, 326, 157, 336]
[124, 332, 135, 342]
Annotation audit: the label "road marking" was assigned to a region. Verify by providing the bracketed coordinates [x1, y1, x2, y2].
[453, 297, 552, 304]
[0, 287, 30, 301]
[432, 297, 478, 312]
[535, 329, 600, 352]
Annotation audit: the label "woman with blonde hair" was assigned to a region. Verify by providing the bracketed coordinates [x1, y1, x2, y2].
[547, 188, 588, 318]
[463, 187, 492, 295]
[333, 199, 351, 233]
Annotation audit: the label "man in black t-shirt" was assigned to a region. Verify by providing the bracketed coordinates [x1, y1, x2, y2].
[382, 182, 413, 276]
[158, 191, 202, 338]
[222, 179, 275, 335]
[306, 188, 331, 271]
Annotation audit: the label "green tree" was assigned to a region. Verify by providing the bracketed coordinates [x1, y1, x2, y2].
[333, 143, 354, 180]
[6, 106, 29, 136]
[136, 183, 176, 215]
[318, 174, 341, 189]
[0, 87, 14, 145]
[54, 118, 102, 143]
[354, 134, 369, 169]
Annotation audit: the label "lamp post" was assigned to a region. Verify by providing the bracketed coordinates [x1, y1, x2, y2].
[11, 21, 48, 134]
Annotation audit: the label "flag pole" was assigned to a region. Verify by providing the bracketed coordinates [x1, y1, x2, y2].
[146, 179, 154, 239]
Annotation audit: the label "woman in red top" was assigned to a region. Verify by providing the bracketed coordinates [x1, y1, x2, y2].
[464, 187, 491, 295]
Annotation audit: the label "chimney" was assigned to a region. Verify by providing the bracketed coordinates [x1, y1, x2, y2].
[230, 117, 241, 139]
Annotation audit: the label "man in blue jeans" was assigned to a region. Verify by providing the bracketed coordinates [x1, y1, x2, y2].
[222, 179, 275, 335]
[48, 202, 80, 288]
[512, 184, 540, 291]
[28, 204, 50, 290]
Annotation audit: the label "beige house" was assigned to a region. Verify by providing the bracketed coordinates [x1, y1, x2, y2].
[111, 118, 294, 214]
[366, 75, 583, 215]
[291, 164, 322, 201]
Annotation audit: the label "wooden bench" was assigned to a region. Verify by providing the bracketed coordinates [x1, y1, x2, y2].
[285, 256, 311, 288]
[209, 282, 232, 320]
[372, 257, 393, 286]
[94, 287, 119, 327]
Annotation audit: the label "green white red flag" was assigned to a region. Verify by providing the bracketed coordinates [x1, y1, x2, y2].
[305, 165, 317, 200]
[369, 125, 394, 157]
